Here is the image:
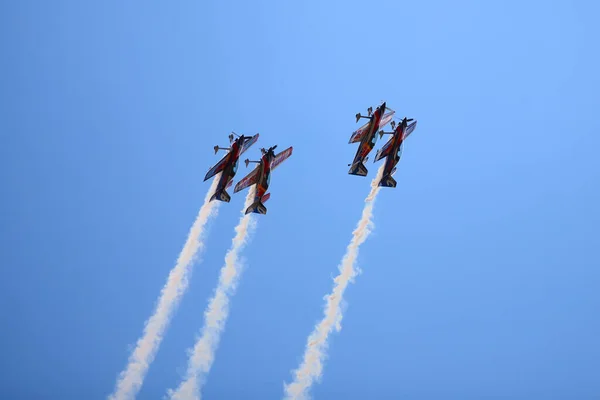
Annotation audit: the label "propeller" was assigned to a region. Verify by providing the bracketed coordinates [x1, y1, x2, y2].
[380, 100, 393, 112]
[262, 145, 277, 155]
[392, 117, 414, 127]
[229, 131, 243, 143]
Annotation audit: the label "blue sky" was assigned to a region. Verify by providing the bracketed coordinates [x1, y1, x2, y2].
[1, 0, 599, 399]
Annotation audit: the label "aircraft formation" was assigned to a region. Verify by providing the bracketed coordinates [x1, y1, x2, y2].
[204, 101, 417, 213]
[109, 102, 419, 400]
[203, 131, 293, 215]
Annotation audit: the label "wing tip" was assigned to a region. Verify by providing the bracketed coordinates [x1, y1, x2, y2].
[233, 182, 243, 193]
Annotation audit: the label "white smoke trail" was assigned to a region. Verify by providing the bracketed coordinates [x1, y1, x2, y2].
[283, 164, 385, 400]
[108, 176, 222, 400]
[167, 187, 257, 400]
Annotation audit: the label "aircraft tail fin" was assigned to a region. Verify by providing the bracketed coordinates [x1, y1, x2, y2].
[210, 188, 232, 202]
[245, 200, 267, 215]
[348, 161, 368, 177]
[378, 174, 397, 188]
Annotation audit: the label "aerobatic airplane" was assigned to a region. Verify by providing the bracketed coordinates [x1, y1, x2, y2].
[373, 117, 417, 187]
[347, 102, 395, 176]
[204, 132, 259, 202]
[233, 145, 293, 215]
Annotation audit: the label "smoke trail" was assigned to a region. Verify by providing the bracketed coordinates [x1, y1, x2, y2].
[167, 187, 257, 400]
[283, 164, 385, 400]
[108, 176, 222, 400]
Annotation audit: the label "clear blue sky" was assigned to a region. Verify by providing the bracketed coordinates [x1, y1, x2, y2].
[1, 0, 599, 399]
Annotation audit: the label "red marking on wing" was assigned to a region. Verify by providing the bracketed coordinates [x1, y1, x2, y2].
[234, 167, 259, 193]
[271, 147, 293, 171]
[349, 111, 395, 144]
[349, 125, 369, 143]
[240, 134, 259, 155]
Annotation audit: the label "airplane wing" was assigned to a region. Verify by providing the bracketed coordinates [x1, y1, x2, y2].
[378, 111, 395, 129]
[348, 122, 371, 144]
[240, 134, 259, 155]
[234, 166, 260, 193]
[348, 111, 395, 144]
[374, 137, 395, 162]
[403, 121, 417, 139]
[374, 121, 416, 162]
[271, 146, 293, 171]
[204, 155, 229, 181]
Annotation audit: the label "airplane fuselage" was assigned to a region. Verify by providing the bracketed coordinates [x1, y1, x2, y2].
[253, 152, 274, 202]
[382, 124, 406, 177]
[215, 137, 244, 192]
[351, 104, 385, 165]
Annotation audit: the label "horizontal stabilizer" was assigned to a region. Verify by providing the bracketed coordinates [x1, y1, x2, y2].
[245, 200, 267, 215]
[378, 175, 397, 188]
[261, 193, 270, 203]
[210, 188, 232, 202]
[348, 161, 368, 177]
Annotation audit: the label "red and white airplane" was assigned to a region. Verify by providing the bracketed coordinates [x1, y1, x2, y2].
[373, 117, 417, 187]
[234, 145, 293, 215]
[204, 132, 259, 202]
[347, 102, 395, 176]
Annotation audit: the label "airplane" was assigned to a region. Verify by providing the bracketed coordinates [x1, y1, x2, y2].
[347, 102, 395, 176]
[373, 117, 418, 187]
[204, 132, 259, 202]
[233, 145, 293, 215]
